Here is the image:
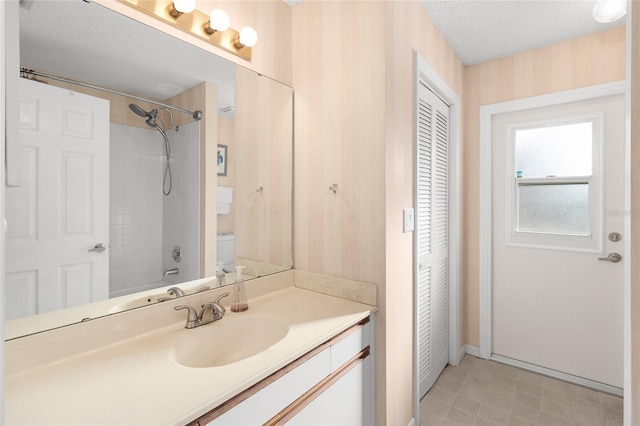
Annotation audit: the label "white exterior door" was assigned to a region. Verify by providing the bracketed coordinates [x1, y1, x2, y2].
[416, 82, 450, 397]
[491, 94, 624, 388]
[5, 78, 110, 320]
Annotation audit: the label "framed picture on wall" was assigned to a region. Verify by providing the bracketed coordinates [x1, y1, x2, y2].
[217, 144, 228, 176]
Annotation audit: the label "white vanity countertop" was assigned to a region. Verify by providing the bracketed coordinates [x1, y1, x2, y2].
[5, 286, 374, 425]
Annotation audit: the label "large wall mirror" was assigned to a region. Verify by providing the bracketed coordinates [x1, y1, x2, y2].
[6, 0, 292, 339]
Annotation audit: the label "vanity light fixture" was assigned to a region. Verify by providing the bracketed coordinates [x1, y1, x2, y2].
[204, 9, 230, 35]
[234, 27, 258, 49]
[593, 0, 626, 23]
[120, 0, 257, 61]
[168, 0, 195, 18]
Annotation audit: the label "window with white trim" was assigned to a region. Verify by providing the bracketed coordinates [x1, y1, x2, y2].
[509, 116, 602, 252]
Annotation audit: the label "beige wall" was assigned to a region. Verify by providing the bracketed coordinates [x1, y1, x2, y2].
[291, 1, 387, 420]
[463, 27, 626, 347]
[234, 66, 293, 270]
[292, 1, 463, 423]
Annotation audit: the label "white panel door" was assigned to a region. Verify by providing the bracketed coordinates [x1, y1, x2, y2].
[5, 78, 110, 320]
[492, 95, 624, 388]
[416, 82, 450, 398]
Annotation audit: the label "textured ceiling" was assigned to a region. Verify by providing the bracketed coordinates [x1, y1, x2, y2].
[19, 0, 236, 111]
[420, 0, 625, 65]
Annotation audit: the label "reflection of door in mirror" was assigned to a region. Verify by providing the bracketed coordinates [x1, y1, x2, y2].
[6, 79, 110, 320]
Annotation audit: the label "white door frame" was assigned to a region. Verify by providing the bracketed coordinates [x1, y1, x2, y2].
[478, 81, 629, 389]
[0, 0, 8, 416]
[413, 52, 462, 423]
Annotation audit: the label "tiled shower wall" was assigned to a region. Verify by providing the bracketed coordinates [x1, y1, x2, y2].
[109, 124, 164, 297]
[162, 121, 200, 285]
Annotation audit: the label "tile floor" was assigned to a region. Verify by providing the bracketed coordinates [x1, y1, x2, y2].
[420, 355, 623, 426]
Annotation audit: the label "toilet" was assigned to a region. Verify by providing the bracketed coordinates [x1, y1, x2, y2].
[216, 234, 235, 272]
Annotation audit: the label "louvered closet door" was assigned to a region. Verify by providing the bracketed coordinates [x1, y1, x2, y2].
[416, 82, 450, 398]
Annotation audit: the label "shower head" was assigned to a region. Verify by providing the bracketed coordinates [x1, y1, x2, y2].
[129, 103, 162, 130]
[129, 103, 151, 118]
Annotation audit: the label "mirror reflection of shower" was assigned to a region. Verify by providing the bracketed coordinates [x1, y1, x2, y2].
[128, 103, 179, 196]
[109, 102, 203, 299]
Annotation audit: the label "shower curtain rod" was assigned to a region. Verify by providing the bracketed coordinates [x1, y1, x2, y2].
[20, 68, 203, 121]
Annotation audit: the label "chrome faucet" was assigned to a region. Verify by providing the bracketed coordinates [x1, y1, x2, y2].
[167, 286, 185, 297]
[163, 267, 180, 277]
[174, 293, 229, 329]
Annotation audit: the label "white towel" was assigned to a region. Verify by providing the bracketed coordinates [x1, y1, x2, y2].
[217, 202, 231, 215]
[217, 186, 234, 204]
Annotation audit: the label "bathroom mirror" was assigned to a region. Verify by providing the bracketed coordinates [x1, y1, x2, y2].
[5, 0, 292, 339]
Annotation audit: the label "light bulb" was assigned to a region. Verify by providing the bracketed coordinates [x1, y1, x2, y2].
[172, 0, 195, 14]
[593, 0, 626, 23]
[209, 9, 230, 32]
[238, 27, 258, 48]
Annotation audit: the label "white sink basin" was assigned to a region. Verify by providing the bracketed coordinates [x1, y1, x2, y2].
[170, 316, 289, 368]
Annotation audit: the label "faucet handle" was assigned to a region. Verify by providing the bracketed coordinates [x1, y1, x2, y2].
[167, 286, 185, 297]
[174, 305, 199, 328]
[203, 293, 230, 321]
[215, 292, 230, 304]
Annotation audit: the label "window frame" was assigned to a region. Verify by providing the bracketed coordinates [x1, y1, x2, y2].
[506, 113, 604, 253]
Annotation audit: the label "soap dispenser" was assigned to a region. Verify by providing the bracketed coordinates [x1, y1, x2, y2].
[216, 261, 226, 287]
[231, 265, 248, 312]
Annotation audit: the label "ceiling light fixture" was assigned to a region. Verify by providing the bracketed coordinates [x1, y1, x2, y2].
[121, 0, 257, 61]
[593, 0, 626, 23]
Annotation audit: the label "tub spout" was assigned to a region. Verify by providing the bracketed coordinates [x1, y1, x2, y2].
[163, 267, 180, 277]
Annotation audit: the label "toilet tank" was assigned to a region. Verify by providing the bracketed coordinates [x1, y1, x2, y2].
[216, 234, 235, 270]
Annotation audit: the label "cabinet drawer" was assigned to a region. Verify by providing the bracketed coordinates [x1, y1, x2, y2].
[330, 320, 370, 372]
[205, 348, 331, 425]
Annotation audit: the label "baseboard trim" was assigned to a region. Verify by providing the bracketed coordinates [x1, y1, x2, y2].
[491, 354, 623, 397]
[464, 344, 481, 358]
[455, 345, 466, 366]
[408, 417, 416, 426]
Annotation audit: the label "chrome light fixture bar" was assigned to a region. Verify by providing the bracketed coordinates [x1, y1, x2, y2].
[119, 0, 256, 61]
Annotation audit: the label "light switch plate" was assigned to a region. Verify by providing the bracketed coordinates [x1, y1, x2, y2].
[403, 208, 415, 233]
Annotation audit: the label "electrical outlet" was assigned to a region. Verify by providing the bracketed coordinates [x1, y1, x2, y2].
[403, 208, 415, 233]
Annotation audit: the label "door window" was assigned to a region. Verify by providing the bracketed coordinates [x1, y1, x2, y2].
[508, 115, 602, 252]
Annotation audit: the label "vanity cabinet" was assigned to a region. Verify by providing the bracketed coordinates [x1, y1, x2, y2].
[191, 317, 373, 426]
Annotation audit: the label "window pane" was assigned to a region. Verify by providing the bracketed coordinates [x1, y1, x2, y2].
[518, 184, 589, 235]
[515, 122, 592, 177]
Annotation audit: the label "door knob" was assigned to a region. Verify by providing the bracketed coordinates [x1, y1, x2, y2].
[88, 243, 106, 253]
[598, 252, 622, 263]
[608, 232, 622, 242]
